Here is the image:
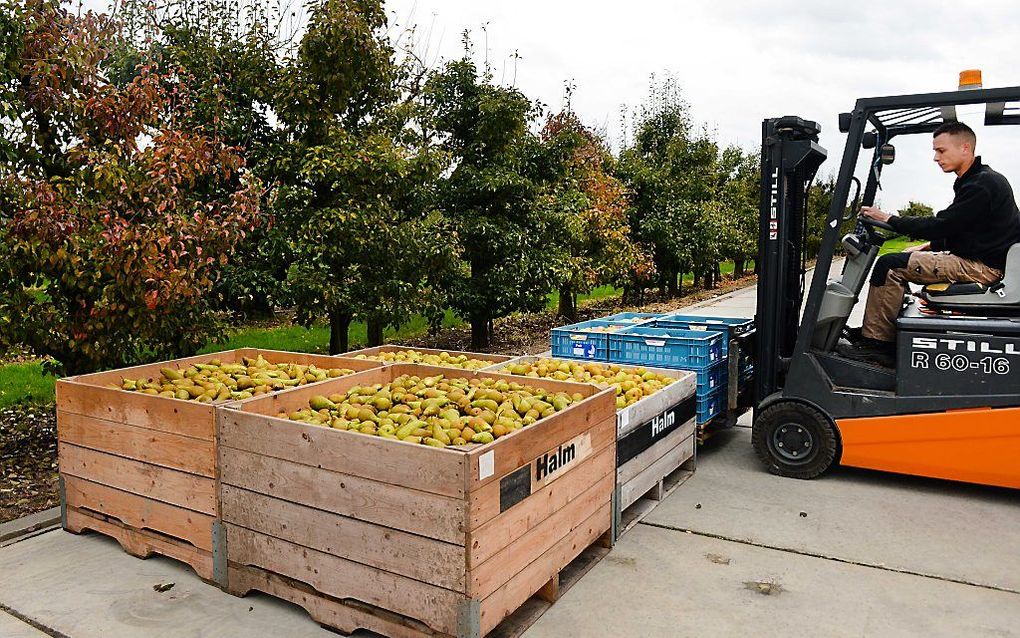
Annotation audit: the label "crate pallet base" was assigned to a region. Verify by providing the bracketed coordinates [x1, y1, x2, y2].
[614, 420, 696, 542]
[63, 506, 213, 581]
[615, 459, 695, 540]
[224, 531, 612, 638]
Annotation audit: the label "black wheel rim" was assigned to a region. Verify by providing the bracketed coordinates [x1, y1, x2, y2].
[770, 421, 817, 466]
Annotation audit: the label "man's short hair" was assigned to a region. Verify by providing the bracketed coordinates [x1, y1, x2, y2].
[933, 121, 977, 148]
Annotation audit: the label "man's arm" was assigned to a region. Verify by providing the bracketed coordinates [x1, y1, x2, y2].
[886, 183, 991, 240]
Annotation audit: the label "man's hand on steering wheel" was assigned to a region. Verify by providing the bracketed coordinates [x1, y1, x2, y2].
[860, 206, 892, 224]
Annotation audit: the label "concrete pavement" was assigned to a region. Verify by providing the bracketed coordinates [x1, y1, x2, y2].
[1, 267, 1018, 637]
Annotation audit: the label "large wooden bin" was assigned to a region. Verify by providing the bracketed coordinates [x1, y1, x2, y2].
[483, 356, 697, 540]
[55, 348, 380, 580]
[217, 363, 616, 637]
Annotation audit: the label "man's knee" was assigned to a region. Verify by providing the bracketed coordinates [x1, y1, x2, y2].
[870, 252, 911, 287]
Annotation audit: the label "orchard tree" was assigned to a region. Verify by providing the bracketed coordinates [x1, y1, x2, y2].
[898, 200, 934, 218]
[618, 75, 721, 296]
[276, 0, 454, 353]
[0, 0, 262, 374]
[115, 0, 294, 316]
[424, 54, 560, 348]
[718, 148, 759, 278]
[542, 110, 652, 321]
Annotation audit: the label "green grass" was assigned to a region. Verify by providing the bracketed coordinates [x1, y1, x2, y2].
[878, 236, 925, 256]
[0, 362, 56, 407]
[200, 309, 464, 355]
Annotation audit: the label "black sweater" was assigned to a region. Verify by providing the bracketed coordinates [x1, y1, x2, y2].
[888, 157, 1020, 270]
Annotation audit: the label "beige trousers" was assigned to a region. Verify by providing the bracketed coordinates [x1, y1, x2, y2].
[861, 251, 1003, 342]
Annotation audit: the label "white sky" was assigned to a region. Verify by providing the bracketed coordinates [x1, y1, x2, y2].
[387, 0, 1020, 213]
[81, 0, 1020, 213]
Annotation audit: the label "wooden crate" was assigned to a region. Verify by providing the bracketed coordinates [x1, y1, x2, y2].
[341, 345, 514, 368]
[217, 363, 616, 637]
[56, 348, 381, 580]
[484, 356, 697, 542]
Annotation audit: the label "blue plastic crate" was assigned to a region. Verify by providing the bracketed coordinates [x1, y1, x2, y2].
[694, 360, 728, 395]
[651, 315, 754, 356]
[597, 311, 663, 325]
[550, 320, 630, 360]
[608, 326, 723, 370]
[696, 386, 725, 424]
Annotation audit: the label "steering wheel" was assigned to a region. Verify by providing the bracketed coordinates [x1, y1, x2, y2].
[858, 215, 900, 245]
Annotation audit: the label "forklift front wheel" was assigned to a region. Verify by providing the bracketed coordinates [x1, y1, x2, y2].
[752, 401, 839, 479]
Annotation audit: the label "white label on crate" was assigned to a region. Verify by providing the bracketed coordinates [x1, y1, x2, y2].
[479, 451, 495, 480]
[619, 409, 630, 431]
[533, 432, 593, 490]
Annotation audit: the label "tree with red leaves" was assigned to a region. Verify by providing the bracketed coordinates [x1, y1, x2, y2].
[0, 0, 262, 374]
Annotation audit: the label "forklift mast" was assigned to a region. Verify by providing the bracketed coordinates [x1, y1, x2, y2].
[754, 117, 827, 402]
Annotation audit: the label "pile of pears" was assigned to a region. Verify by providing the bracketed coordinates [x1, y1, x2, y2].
[352, 349, 496, 370]
[283, 373, 584, 447]
[502, 358, 676, 409]
[115, 355, 355, 403]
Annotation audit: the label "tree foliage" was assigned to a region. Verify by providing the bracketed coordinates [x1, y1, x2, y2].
[897, 200, 934, 218]
[424, 54, 561, 348]
[540, 110, 652, 320]
[0, 0, 262, 374]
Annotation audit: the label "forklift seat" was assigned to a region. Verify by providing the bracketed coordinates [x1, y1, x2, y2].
[923, 281, 995, 297]
[919, 243, 1020, 312]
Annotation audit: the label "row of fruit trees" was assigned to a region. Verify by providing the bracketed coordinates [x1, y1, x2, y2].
[0, 0, 821, 375]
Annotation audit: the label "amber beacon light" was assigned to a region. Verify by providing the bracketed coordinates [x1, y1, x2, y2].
[959, 69, 983, 89]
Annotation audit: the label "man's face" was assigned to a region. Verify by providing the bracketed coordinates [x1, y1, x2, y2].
[932, 133, 971, 173]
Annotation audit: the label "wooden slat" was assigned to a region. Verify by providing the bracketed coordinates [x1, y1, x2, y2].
[340, 345, 514, 365]
[59, 443, 216, 515]
[619, 434, 695, 511]
[468, 474, 612, 599]
[63, 476, 214, 551]
[221, 485, 467, 592]
[67, 349, 247, 387]
[58, 411, 215, 477]
[468, 410, 615, 493]
[617, 417, 696, 485]
[65, 507, 213, 580]
[226, 524, 464, 636]
[467, 444, 615, 560]
[219, 448, 466, 545]
[57, 382, 216, 440]
[219, 409, 467, 499]
[226, 565, 442, 638]
[478, 503, 611, 636]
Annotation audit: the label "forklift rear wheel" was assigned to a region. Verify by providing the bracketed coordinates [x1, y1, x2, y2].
[752, 401, 839, 479]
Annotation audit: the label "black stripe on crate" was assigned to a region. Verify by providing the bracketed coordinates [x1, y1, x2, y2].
[616, 395, 697, 467]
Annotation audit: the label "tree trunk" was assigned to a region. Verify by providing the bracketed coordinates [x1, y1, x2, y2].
[667, 270, 680, 297]
[367, 318, 384, 347]
[328, 310, 353, 355]
[702, 269, 713, 290]
[557, 287, 578, 323]
[471, 317, 491, 350]
[733, 258, 745, 279]
[715, 262, 722, 286]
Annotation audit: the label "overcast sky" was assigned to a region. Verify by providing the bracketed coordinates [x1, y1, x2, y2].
[384, 0, 1020, 213]
[82, 0, 1020, 213]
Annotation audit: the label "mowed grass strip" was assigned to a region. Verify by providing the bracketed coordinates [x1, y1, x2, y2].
[0, 362, 56, 408]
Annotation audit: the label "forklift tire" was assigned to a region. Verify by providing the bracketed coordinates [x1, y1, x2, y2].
[752, 401, 839, 479]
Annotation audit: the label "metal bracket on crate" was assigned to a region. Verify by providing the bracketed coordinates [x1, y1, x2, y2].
[728, 339, 740, 411]
[58, 475, 67, 529]
[457, 598, 481, 638]
[611, 484, 621, 542]
[212, 520, 229, 587]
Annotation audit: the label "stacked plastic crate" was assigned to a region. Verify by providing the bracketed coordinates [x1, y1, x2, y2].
[550, 312, 752, 424]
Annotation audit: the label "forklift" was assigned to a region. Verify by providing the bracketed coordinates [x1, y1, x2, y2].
[751, 76, 1020, 490]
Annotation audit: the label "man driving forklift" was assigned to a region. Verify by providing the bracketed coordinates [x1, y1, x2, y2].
[839, 121, 1020, 367]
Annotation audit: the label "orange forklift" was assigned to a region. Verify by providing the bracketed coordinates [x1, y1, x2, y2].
[751, 74, 1020, 489]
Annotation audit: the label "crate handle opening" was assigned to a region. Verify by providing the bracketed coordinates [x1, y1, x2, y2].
[569, 335, 589, 341]
[644, 339, 666, 347]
